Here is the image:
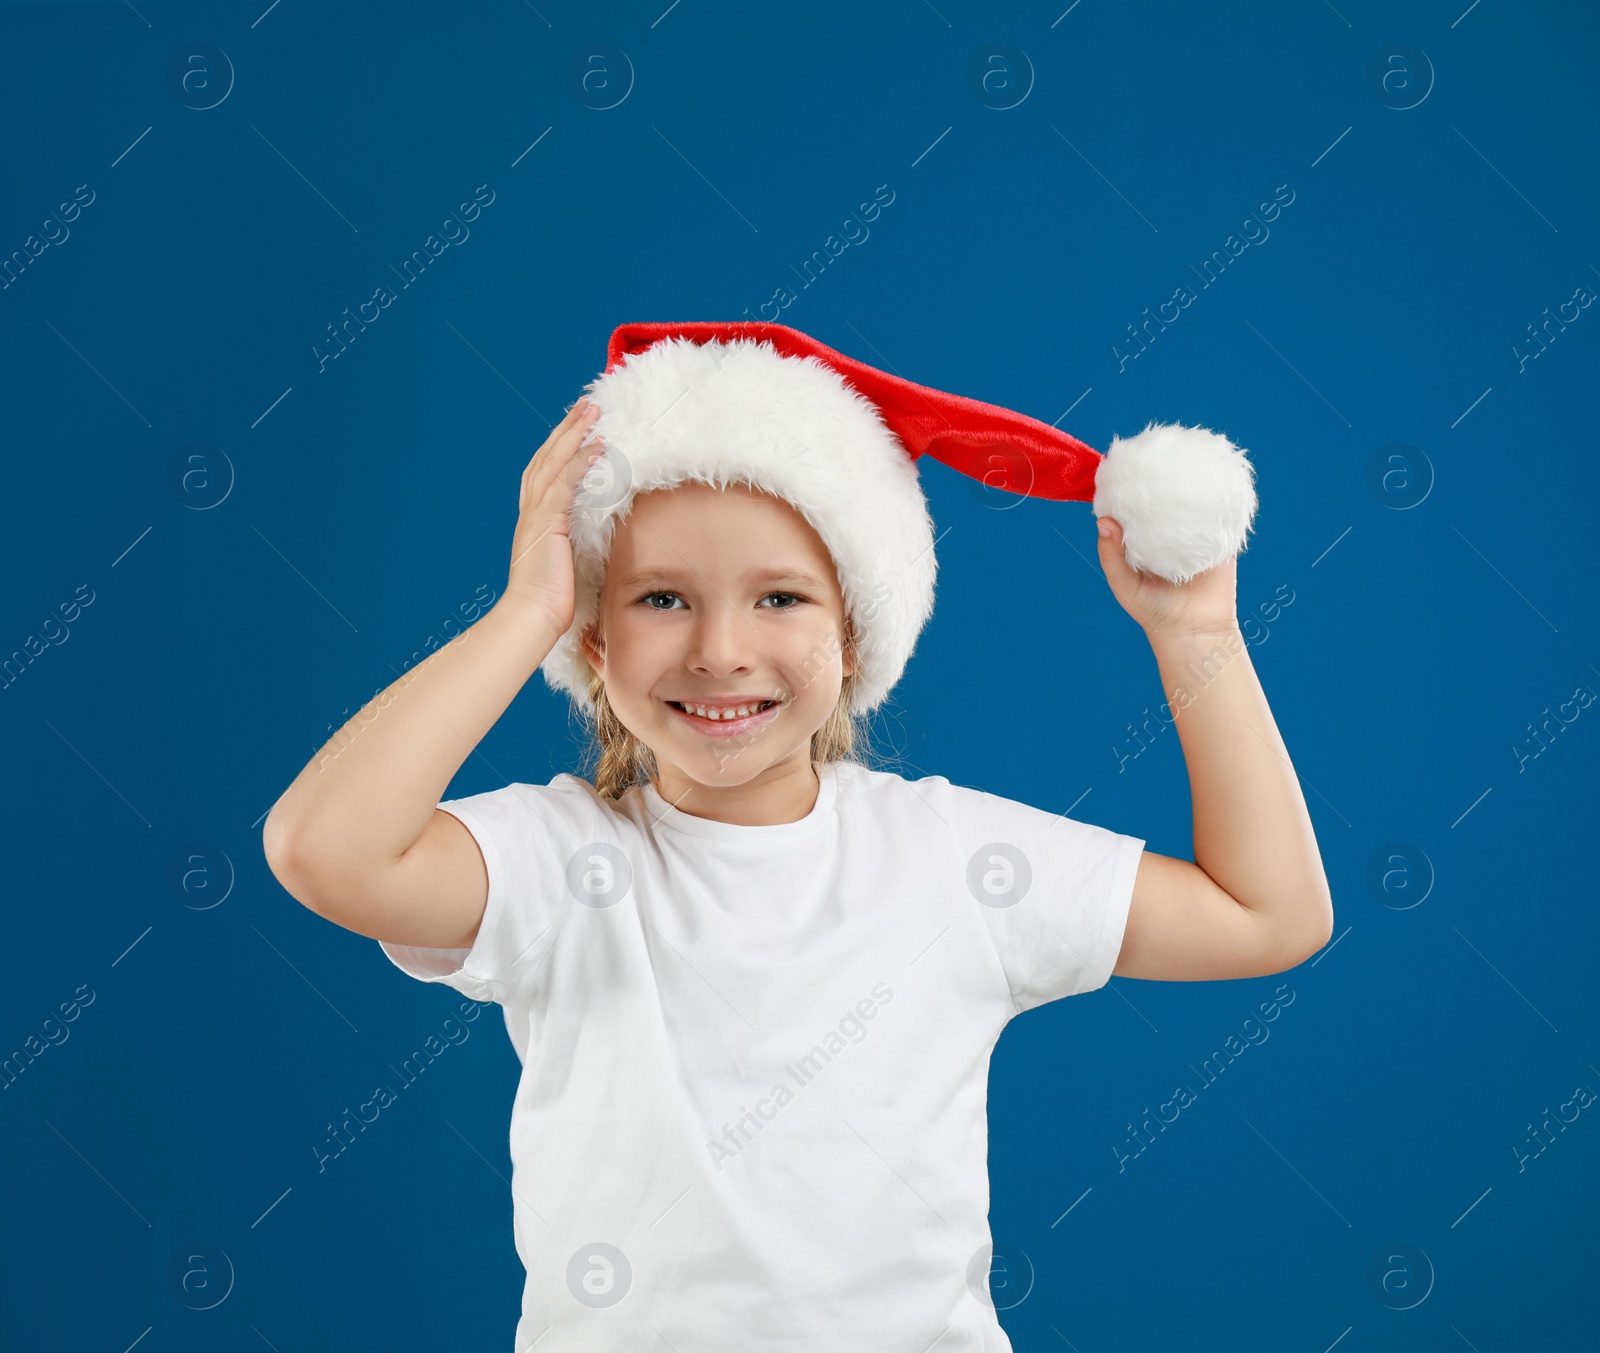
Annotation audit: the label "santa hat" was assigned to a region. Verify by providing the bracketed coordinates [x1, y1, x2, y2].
[541, 321, 1258, 719]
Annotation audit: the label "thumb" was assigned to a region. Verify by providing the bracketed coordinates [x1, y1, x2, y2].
[1096, 515, 1146, 595]
[1095, 514, 1127, 567]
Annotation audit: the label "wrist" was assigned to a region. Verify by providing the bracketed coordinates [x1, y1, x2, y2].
[486, 593, 571, 665]
[1143, 622, 1246, 655]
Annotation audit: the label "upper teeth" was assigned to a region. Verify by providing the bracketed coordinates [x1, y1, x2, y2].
[680, 702, 770, 720]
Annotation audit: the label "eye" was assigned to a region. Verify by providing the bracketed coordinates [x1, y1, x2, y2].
[635, 590, 806, 611]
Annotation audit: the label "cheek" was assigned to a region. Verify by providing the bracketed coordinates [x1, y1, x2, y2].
[606, 653, 653, 701]
[600, 625, 676, 706]
[781, 633, 849, 701]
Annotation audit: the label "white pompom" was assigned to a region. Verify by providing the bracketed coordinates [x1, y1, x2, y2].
[1093, 421, 1259, 584]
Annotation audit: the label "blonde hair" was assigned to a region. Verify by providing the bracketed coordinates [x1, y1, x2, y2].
[574, 618, 883, 801]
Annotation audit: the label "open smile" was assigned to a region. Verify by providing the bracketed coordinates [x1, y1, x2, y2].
[665, 699, 782, 736]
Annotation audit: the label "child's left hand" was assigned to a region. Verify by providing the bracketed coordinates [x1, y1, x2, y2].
[1095, 515, 1240, 639]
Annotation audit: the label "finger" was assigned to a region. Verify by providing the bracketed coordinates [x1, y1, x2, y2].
[546, 408, 603, 487]
[557, 431, 603, 490]
[1096, 536, 1132, 594]
[524, 399, 595, 471]
[558, 394, 596, 428]
[1099, 528, 1150, 600]
[533, 428, 606, 517]
[1094, 516, 1126, 567]
[557, 402, 602, 456]
[1095, 519, 1156, 620]
[524, 404, 602, 498]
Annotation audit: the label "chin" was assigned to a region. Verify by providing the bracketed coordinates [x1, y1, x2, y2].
[668, 728, 815, 781]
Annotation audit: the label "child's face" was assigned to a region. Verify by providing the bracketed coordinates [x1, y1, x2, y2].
[580, 481, 855, 789]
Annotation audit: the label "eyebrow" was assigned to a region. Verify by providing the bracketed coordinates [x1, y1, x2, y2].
[615, 566, 829, 590]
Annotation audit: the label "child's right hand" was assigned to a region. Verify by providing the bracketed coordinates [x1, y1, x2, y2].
[504, 397, 604, 632]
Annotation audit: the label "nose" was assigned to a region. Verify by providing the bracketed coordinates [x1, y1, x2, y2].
[685, 595, 759, 677]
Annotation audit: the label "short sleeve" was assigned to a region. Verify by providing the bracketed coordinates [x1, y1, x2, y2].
[939, 779, 1146, 1016]
[377, 776, 593, 1006]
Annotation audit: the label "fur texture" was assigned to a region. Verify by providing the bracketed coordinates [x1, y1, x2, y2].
[539, 336, 938, 718]
[1093, 421, 1259, 585]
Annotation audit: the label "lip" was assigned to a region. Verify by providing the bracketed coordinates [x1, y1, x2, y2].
[664, 699, 782, 737]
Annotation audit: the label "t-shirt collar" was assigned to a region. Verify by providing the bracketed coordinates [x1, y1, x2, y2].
[638, 760, 839, 840]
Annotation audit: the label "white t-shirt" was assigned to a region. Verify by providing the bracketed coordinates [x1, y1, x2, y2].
[379, 758, 1145, 1352]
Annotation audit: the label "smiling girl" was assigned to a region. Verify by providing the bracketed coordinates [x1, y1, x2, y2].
[263, 322, 1332, 1352]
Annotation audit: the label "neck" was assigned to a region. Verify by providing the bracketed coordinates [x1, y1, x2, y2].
[650, 755, 821, 826]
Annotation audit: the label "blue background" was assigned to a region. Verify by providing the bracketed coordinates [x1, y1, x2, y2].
[3, 0, 1596, 1348]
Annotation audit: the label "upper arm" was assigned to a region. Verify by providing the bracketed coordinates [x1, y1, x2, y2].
[1112, 850, 1320, 981]
[266, 808, 489, 952]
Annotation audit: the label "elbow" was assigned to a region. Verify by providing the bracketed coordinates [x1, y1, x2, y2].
[1283, 899, 1335, 968]
[261, 804, 292, 873]
[261, 791, 311, 873]
[262, 805, 304, 888]
[262, 810, 329, 914]
[1309, 885, 1335, 950]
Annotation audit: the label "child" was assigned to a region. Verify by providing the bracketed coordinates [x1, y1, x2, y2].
[264, 322, 1333, 1352]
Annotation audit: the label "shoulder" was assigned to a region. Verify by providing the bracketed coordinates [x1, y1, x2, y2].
[441, 770, 598, 811]
[832, 759, 948, 812]
[837, 762, 1130, 851]
[831, 761, 1036, 841]
[439, 772, 619, 841]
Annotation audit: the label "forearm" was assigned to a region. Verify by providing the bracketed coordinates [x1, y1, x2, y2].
[1148, 626, 1333, 947]
[263, 596, 563, 872]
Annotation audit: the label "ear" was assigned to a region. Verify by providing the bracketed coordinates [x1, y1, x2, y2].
[579, 622, 605, 676]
